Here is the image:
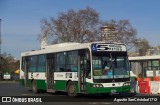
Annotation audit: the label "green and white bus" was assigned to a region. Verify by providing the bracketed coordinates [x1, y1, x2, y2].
[20, 42, 131, 96]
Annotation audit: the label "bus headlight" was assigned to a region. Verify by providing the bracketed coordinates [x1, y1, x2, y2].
[92, 84, 103, 88]
[99, 84, 103, 88]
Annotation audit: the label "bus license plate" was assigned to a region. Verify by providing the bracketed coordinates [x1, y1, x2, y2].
[111, 89, 116, 93]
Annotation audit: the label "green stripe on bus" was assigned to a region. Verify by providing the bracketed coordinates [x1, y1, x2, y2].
[20, 79, 130, 94]
[85, 82, 130, 94]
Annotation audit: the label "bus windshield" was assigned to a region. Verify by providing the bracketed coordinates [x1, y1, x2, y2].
[92, 52, 129, 79]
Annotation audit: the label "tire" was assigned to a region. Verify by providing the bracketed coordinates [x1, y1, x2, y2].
[32, 81, 38, 94]
[66, 82, 78, 97]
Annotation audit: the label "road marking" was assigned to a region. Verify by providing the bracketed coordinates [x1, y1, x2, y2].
[102, 102, 111, 104]
[22, 94, 32, 96]
[88, 102, 98, 104]
[88, 102, 111, 105]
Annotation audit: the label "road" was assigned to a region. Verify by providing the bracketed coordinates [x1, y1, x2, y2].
[0, 82, 159, 105]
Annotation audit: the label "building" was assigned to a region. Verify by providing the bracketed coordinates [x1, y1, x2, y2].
[100, 26, 117, 42]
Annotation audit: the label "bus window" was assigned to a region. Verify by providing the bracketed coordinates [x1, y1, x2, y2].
[37, 55, 46, 72]
[29, 56, 37, 72]
[66, 51, 78, 72]
[21, 57, 25, 72]
[86, 60, 91, 78]
[56, 52, 66, 72]
[21, 57, 30, 72]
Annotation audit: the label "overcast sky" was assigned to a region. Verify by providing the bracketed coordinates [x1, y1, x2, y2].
[1, 0, 160, 59]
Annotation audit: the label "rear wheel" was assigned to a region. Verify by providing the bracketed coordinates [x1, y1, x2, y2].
[67, 82, 78, 97]
[32, 81, 39, 94]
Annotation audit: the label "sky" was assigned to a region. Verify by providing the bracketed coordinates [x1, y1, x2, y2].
[0, 0, 160, 59]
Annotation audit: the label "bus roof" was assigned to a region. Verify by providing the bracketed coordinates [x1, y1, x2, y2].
[44, 42, 80, 49]
[21, 42, 126, 57]
[129, 55, 160, 61]
[21, 42, 89, 56]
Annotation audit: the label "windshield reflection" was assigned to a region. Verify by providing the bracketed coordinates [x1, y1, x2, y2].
[92, 52, 129, 79]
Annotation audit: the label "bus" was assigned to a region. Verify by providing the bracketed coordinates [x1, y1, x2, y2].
[129, 55, 160, 78]
[20, 42, 131, 96]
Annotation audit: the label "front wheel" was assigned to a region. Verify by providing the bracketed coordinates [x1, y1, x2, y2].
[66, 82, 78, 97]
[32, 81, 39, 94]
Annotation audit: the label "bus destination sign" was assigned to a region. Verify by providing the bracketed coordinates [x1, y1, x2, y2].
[91, 44, 126, 52]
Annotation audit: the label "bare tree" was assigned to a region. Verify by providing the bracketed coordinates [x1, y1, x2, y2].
[40, 7, 137, 47]
[40, 7, 100, 44]
[0, 52, 19, 74]
[102, 20, 137, 46]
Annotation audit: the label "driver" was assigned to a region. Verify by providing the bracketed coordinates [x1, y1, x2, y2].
[102, 61, 112, 76]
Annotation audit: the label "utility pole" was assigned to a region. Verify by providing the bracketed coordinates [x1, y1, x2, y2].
[0, 19, 1, 80]
[0, 19, 1, 57]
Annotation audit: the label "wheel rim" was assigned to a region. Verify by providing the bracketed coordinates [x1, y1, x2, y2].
[33, 83, 36, 92]
[69, 85, 75, 94]
[33, 85, 35, 91]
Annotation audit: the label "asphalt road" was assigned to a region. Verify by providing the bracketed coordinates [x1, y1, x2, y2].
[0, 82, 160, 105]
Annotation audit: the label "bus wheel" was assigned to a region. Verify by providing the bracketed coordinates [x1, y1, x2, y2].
[67, 82, 78, 97]
[32, 81, 38, 94]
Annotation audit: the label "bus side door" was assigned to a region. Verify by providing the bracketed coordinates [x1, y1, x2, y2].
[78, 49, 91, 92]
[23, 57, 30, 87]
[46, 53, 55, 93]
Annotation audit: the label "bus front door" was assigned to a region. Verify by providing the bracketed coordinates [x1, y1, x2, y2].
[78, 50, 86, 92]
[46, 54, 55, 93]
[22, 57, 29, 87]
[24, 57, 29, 87]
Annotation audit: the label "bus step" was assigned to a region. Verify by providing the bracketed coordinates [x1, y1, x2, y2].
[47, 89, 55, 93]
